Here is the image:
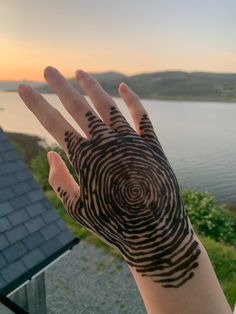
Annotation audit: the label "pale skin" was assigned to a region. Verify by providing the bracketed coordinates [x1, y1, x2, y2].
[18, 67, 232, 314]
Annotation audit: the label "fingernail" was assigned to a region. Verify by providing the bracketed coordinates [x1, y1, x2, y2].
[44, 66, 58, 77]
[76, 69, 86, 80]
[120, 82, 129, 93]
[18, 84, 33, 97]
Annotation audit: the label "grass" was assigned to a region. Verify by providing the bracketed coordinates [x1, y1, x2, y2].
[46, 190, 236, 309]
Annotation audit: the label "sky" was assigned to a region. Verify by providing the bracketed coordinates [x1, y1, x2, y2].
[0, 0, 235, 81]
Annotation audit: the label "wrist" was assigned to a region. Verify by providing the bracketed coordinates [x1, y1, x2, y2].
[121, 218, 201, 289]
[127, 235, 232, 314]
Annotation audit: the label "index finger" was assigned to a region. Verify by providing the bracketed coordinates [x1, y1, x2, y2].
[18, 84, 85, 161]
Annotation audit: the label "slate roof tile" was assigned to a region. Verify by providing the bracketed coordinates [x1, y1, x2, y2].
[0, 256, 7, 269]
[0, 128, 79, 295]
[0, 144, 6, 153]
[0, 235, 9, 251]
[26, 178, 38, 189]
[0, 217, 11, 232]
[2, 261, 27, 284]
[40, 224, 60, 241]
[14, 169, 32, 182]
[1, 151, 19, 162]
[24, 216, 45, 233]
[0, 175, 16, 189]
[40, 237, 62, 256]
[8, 209, 29, 226]
[42, 209, 59, 224]
[58, 230, 76, 246]
[0, 275, 6, 290]
[0, 188, 14, 202]
[56, 219, 67, 231]
[12, 182, 31, 196]
[26, 202, 46, 217]
[21, 248, 45, 269]
[27, 190, 45, 202]
[3, 242, 27, 263]
[0, 161, 25, 175]
[0, 202, 14, 217]
[2, 141, 14, 150]
[10, 195, 31, 210]
[23, 231, 45, 250]
[6, 225, 28, 244]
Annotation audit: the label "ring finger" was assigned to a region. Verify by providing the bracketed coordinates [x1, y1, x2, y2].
[44, 66, 108, 139]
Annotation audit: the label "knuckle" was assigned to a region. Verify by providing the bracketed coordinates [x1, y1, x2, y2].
[67, 96, 80, 111]
[41, 107, 56, 128]
[41, 113, 51, 128]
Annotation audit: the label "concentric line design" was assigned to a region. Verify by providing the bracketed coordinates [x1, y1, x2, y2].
[58, 107, 201, 288]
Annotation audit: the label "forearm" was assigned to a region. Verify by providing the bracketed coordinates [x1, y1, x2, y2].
[128, 233, 232, 314]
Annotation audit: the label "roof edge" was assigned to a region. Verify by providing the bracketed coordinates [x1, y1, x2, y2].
[1, 238, 79, 295]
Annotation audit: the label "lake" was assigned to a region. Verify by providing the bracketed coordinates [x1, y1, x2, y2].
[0, 91, 236, 204]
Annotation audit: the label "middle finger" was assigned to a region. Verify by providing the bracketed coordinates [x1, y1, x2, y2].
[44, 66, 108, 139]
[76, 70, 134, 134]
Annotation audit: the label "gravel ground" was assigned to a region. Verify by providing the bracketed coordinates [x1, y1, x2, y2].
[45, 240, 146, 314]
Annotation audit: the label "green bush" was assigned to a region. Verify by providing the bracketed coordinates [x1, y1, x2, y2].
[183, 190, 236, 247]
[30, 145, 78, 191]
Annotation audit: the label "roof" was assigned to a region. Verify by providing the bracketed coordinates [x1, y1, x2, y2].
[0, 128, 79, 295]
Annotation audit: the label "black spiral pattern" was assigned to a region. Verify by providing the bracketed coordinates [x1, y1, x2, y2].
[58, 106, 201, 288]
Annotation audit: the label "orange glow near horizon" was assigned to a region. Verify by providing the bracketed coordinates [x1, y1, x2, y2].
[0, 1, 235, 81]
[1, 41, 236, 81]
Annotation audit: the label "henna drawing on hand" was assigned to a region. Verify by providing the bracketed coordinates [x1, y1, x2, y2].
[58, 107, 201, 288]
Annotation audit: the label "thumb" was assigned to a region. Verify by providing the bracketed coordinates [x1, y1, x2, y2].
[47, 151, 80, 212]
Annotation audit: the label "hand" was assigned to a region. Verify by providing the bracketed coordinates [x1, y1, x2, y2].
[18, 67, 200, 288]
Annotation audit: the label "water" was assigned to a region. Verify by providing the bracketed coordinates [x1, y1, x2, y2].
[0, 92, 236, 204]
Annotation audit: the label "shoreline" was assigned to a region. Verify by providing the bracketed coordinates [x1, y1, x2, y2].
[1, 90, 236, 104]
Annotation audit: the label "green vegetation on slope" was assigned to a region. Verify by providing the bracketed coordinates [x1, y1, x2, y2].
[183, 190, 236, 246]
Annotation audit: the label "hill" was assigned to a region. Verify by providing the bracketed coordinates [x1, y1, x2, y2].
[2, 71, 236, 102]
[36, 71, 236, 102]
[0, 80, 42, 91]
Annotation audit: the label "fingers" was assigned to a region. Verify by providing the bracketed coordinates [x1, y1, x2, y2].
[76, 70, 134, 134]
[44, 67, 108, 139]
[18, 84, 84, 155]
[118, 82, 159, 141]
[118, 83, 149, 135]
[47, 151, 80, 213]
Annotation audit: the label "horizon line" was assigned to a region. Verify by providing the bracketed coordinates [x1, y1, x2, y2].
[1, 68, 236, 82]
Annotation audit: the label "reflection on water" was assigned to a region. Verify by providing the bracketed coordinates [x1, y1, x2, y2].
[1, 92, 236, 204]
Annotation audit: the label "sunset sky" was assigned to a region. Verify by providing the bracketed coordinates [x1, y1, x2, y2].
[0, 0, 235, 81]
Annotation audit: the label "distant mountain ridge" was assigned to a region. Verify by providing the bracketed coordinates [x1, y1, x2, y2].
[2, 71, 236, 102]
[0, 80, 42, 91]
